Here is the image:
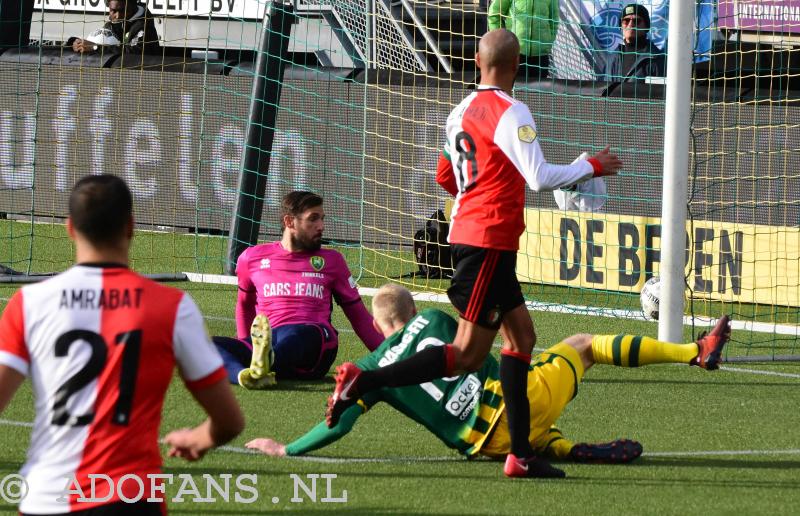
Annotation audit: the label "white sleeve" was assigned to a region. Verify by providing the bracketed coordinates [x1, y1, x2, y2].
[494, 103, 595, 192]
[0, 352, 28, 376]
[443, 138, 452, 160]
[172, 294, 224, 382]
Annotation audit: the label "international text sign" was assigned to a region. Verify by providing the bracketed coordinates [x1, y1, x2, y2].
[718, 0, 800, 33]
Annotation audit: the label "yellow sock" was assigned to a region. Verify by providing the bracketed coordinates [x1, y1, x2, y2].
[591, 335, 698, 367]
[537, 427, 574, 461]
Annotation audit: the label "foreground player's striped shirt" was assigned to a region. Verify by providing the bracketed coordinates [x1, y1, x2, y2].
[0, 265, 226, 514]
[439, 86, 598, 250]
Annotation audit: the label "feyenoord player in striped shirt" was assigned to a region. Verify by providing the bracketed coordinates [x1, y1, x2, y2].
[326, 29, 623, 478]
[0, 175, 244, 515]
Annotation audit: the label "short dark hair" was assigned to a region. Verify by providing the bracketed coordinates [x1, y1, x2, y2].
[69, 174, 133, 246]
[281, 191, 323, 225]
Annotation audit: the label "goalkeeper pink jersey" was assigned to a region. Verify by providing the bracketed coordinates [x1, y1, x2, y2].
[236, 242, 363, 330]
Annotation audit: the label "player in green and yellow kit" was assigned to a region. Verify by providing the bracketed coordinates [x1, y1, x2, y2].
[246, 284, 730, 461]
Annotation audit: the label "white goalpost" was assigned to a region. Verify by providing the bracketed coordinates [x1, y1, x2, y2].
[659, 0, 694, 343]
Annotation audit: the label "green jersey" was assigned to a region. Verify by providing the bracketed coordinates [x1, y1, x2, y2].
[286, 309, 505, 457]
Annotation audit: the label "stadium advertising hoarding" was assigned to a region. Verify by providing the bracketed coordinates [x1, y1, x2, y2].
[718, 0, 800, 33]
[518, 208, 800, 307]
[1, 63, 798, 288]
[0, 66, 368, 242]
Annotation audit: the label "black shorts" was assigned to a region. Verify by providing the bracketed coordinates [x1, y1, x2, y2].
[447, 244, 525, 329]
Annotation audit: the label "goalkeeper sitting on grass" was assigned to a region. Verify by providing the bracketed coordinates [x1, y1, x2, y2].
[246, 284, 731, 462]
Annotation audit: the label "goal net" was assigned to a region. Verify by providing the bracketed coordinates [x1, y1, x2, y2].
[0, 0, 797, 359]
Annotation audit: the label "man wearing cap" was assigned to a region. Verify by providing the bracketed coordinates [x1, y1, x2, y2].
[604, 3, 666, 81]
[72, 0, 159, 55]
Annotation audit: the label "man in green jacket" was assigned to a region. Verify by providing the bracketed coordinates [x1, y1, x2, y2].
[488, 0, 559, 80]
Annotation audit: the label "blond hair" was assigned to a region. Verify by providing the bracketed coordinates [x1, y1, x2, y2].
[371, 284, 416, 329]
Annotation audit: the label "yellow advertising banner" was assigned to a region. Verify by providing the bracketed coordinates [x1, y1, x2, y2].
[516, 209, 800, 307]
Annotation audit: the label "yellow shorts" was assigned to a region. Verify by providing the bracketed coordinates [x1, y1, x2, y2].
[480, 342, 585, 458]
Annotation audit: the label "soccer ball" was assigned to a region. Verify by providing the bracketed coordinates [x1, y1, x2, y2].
[86, 28, 121, 46]
[640, 276, 661, 321]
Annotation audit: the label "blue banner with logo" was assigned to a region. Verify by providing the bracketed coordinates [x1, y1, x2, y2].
[695, 0, 714, 62]
[590, 0, 625, 50]
[588, 0, 714, 62]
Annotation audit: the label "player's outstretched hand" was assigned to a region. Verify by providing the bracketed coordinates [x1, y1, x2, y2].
[163, 428, 210, 462]
[245, 438, 287, 457]
[592, 145, 623, 177]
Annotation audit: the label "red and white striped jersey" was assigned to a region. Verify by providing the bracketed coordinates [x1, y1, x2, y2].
[438, 87, 597, 250]
[0, 265, 226, 514]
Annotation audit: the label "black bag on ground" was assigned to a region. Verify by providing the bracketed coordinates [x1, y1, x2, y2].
[413, 209, 453, 279]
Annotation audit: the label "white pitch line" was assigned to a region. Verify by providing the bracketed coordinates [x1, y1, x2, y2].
[183, 272, 237, 285]
[1, 419, 797, 461]
[6, 275, 799, 336]
[719, 366, 800, 379]
[644, 449, 800, 457]
[0, 419, 33, 428]
[203, 313, 800, 374]
[219, 444, 800, 461]
[182, 273, 800, 335]
[203, 315, 236, 322]
[0, 420, 460, 464]
[219, 446, 461, 463]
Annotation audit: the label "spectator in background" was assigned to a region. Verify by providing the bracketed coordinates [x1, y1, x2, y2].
[72, 0, 159, 55]
[488, 0, 559, 81]
[604, 3, 666, 81]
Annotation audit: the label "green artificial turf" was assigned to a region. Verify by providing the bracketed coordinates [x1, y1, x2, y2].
[1, 220, 799, 514]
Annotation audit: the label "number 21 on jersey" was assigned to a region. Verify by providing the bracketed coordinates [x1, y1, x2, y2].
[52, 329, 141, 427]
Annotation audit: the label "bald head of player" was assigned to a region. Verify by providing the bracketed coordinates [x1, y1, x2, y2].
[67, 174, 134, 265]
[476, 29, 521, 94]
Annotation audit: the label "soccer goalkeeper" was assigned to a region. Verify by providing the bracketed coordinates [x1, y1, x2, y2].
[246, 284, 731, 461]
